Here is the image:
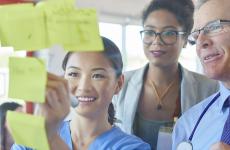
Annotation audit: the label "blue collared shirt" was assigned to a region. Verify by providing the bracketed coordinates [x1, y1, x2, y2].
[172, 82, 230, 150]
[11, 122, 150, 150]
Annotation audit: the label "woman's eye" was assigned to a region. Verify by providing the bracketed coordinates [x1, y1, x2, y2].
[145, 30, 155, 36]
[163, 31, 176, 36]
[92, 74, 105, 79]
[67, 72, 79, 77]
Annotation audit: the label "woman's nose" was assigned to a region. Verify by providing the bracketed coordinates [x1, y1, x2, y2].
[150, 33, 163, 45]
[75, 76, 92, 93]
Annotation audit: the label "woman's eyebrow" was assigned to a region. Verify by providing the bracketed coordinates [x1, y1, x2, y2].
[67, 66, 81, 70]
[144, 25, 156, 29]
[144, 25, 177, 30]
[91, 68, 107, 72]
[162, 26, 178, 29]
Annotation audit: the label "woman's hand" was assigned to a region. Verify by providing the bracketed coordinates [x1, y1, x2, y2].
[37, 73, 71, 139]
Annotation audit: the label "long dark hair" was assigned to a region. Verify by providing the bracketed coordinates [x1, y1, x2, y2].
[0, 102, 21, 150]
[62, 37, 123, 125]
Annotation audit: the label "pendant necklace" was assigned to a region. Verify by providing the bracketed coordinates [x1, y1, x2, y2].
[150, 78, 176, 110]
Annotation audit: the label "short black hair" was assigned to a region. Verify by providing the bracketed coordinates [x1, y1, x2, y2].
[142, 0, 194, 37]
[62, 36, 123, 125]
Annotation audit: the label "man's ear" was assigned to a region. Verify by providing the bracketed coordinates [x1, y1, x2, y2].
[114, 74, 124, 95]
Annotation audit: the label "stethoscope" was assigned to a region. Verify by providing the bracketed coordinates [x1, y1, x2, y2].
[176, 92, 221, 150]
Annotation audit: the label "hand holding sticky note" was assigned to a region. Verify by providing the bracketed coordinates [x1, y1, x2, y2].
[8, 57, 47, 103]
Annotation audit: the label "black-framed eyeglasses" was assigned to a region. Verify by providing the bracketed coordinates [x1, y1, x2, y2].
[140, 30, 186, 45]
[188, 19, 230, 45]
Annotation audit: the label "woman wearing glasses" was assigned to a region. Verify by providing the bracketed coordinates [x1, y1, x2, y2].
[113, 0, 218, 149]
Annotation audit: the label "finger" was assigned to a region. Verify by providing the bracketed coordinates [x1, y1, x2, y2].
[47, 79, 70, 106]
[48, 73, 69, 94]
[48, 73, 61, 80]
[48, 73, 66, 84]
[46, 88, 59, 109]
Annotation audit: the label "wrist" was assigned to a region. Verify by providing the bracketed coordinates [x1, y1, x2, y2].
[48, 133, 69, 150]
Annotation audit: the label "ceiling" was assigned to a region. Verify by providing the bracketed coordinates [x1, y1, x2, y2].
[0, 0, 197, 25]
[76, 0, 152, 25]
[76, 0, 197, 25]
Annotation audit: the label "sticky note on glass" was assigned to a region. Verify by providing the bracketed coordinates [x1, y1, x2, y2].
[36, 0, 75, 10]
[7, 111, 50, 150]
[45, 8, 103, 51]
[8, 57, 47, 103]
[0, 3, 48, 50]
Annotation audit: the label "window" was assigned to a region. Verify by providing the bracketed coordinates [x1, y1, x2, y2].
[125, 25, 147, 71]
[99, 22, 122, 50]
[179, 44, 203, 73]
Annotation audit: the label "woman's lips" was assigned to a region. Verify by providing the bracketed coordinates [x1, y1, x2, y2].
[149, 50, 166, 57]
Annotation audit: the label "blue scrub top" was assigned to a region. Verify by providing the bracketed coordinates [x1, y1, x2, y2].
[11, 121, 151, 150]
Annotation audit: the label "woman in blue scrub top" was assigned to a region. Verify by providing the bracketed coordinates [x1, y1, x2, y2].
[11, 37, 150, 150]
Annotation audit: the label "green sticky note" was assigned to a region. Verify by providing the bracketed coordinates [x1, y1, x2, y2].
[45, 8, 103, 51]
[7, 111, 50, 150]
[8, 57, 47, 103]
[0, 4, 48, 50]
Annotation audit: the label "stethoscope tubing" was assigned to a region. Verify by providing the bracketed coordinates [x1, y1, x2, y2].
[188, 92, 221, 141]
[177, 92, 221, 150]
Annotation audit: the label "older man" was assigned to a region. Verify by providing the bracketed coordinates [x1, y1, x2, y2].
[172, 0, 230, 149]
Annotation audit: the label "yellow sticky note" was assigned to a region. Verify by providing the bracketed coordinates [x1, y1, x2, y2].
[69, 9, 104, 51]
[7, 111, 50, 150]
[8, 57, 47, 103]
[0, 4, 48, 50]
[0, 3, 34, 11]
[37, 0, 75, 10]
[46, 8, 103, 51]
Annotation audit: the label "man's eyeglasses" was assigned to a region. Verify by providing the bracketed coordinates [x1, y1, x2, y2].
[140, 30, 186, 46]
[188, 19, 230, 45]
